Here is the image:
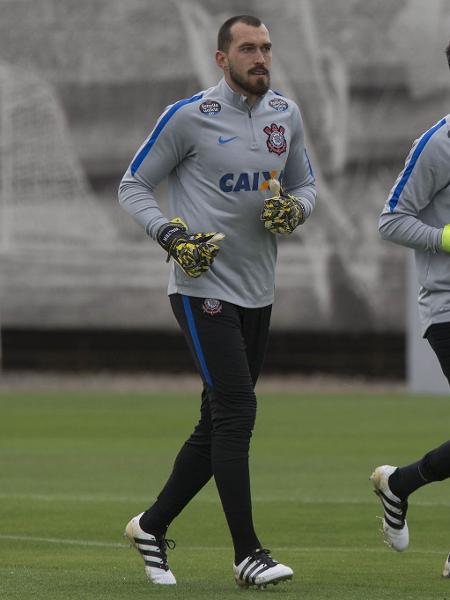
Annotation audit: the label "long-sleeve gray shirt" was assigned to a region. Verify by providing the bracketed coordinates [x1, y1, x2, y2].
[379, 115, 450, 334]
[119, 77, 316, 308]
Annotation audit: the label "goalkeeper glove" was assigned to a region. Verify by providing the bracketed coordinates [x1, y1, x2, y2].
[157, 217, 224, 278]
[261, 178, 305, 235]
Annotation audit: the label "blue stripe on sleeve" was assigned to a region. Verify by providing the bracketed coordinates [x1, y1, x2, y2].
[182, 295, 213, 388]
[388, 118, 446, 212]
[130, 93, 204, 176]
[305, 149, 314, 179]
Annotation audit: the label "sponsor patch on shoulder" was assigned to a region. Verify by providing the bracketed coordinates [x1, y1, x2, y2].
[202, 298, 222, 316]
[199, 100, 221, 116]
[269, 98, 288, 112]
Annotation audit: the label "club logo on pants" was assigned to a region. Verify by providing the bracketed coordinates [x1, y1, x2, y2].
[202, 298, 222, 316]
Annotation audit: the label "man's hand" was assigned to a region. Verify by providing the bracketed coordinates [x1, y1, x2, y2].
[157, 217, 224, 278]
[261, 179, 305, 235]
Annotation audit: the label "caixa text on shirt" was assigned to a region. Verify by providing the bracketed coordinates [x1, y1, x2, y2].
[219, 170, 284, 193]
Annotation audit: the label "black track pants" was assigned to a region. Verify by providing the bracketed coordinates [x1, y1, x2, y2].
[392, 440, 450, 498]
[140, 294, 271, 560]
[419, 441, 450, 481]
[423, 323, 450, 479]
[426, 322, 450, 384]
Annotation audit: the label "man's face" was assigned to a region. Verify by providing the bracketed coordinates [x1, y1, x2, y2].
[217, 22, 272, 97]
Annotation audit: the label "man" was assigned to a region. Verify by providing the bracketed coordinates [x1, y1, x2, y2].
[371, 41, 450, 577]
[118, 15, 315, 588]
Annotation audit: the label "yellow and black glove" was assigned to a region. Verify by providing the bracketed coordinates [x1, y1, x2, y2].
[157, 217, 224, 278]
[261, 179, 305, 235]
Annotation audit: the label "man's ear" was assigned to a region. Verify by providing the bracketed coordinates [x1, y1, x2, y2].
[215, 50, 228, 71]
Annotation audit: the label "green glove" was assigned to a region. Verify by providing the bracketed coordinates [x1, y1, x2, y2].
[261, 179, 305, 235]
[441, 224, 450, 253]
[157, 217, 224, 278]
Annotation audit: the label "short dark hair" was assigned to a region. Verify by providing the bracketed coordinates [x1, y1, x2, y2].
[446, 41, 450, 69]
[217, 15, 262, 52]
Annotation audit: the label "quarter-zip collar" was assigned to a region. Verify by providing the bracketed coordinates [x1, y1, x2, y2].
[218, 77, 266, 112]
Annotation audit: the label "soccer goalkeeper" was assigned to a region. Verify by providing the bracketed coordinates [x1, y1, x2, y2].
[118, 14, 316, 589]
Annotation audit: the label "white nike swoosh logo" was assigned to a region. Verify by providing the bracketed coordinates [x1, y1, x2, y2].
[218, 136, 239, 144]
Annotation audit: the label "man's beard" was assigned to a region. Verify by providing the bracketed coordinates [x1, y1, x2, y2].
[229, 65, 270, 96]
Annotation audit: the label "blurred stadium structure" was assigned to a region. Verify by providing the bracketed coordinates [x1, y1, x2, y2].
[1, 0, 450, 378]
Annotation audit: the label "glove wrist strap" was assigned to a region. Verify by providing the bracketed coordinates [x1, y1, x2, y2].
[157, 222, 186, 253]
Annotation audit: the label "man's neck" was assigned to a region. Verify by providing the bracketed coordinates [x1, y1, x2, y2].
[224, 79, 260, 108]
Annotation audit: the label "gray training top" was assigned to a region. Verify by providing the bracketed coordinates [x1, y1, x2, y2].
[119, 77, 316, 308]
[379, 115, 450, 335]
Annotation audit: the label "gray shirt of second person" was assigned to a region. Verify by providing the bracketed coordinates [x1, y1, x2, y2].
[379, 115, 450, 335]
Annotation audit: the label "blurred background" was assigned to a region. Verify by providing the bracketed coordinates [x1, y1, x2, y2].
[1, 0, 450, 379]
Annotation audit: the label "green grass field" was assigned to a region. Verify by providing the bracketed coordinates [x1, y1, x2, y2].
[1, 388, 450, 599]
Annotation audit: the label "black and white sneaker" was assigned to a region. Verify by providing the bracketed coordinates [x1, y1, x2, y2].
[370, 465, 409, 551]
[124, 513, 176, 585]
[233, 548, 293, 589]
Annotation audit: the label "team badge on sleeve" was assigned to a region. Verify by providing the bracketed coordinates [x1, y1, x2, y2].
[269, 98, 288, 112]
[199, 100, 221, 116]
[264, 123, 287, 155]
[202, 298, 222, 316]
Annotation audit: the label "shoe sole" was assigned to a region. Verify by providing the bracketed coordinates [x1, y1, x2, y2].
[235, 573, 293, 589]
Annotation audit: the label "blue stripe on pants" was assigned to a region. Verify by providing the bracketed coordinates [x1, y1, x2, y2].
[181, 295, 213, 387]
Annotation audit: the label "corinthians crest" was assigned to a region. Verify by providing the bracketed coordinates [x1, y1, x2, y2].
[202, 298, 222, 316]
[263, 123, 287, 155]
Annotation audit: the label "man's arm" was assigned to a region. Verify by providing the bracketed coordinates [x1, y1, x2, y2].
[118, 100, 196, 240]
[118, 97, 225, 277]
[379, 119, 450, 252]
[280, 105, 316, 220]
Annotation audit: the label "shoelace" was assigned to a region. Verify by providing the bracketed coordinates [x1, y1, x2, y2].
[157, 538, 176, 570]
[250, 548, 278, 568]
